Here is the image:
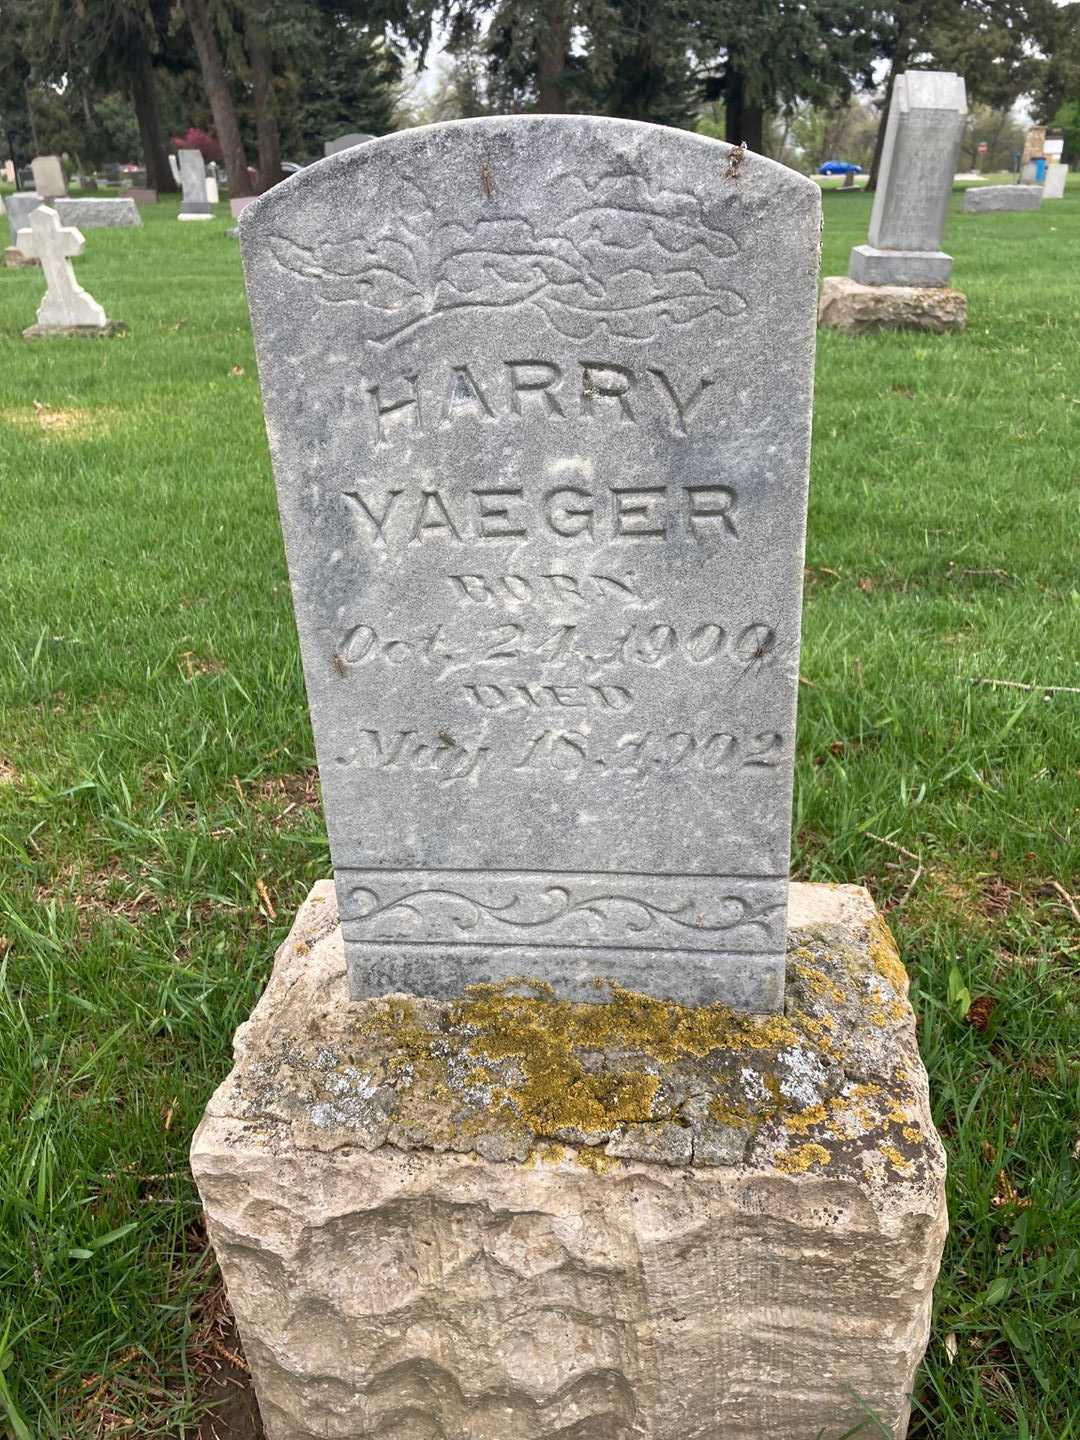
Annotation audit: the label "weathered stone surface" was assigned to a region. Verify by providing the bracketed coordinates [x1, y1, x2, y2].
[125, 186, 158, 204]
[962, 184, 1042, 213]
[849, 71, 966, 288]
[868, 71, 966, 253]
[31, 153, 66, 198]
[819, 276, 966, 334]
[17, 206, 115, 337]
[240, 116, 821, 1011]
[55, 197, 141, 229]
[1042, 164, 1068, 200]
[323, 132, 374, 155]
[849, 244, 952, 287]
[178, 148, 212, 219]
[191, 880, 947, 1440]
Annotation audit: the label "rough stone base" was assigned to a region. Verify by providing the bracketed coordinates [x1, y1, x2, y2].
[4, 247, 38, 268]
[22, 321, 128, 340]
[192, 881, 947, 1440]
[819, 276, 966, 334]
[849, 243, 953, 287]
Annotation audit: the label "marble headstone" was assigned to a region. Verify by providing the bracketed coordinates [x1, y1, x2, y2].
[169, 153, 181, 184]
[1042, 164, 1068, 200]
[17, 206, 111, 337]
[963, 184, 1042, 213]
[31, 154, 67, 198]
[240, 117, 821, 1010]
[178, 149, 212, 219]
[849, 71, 967, 287]
[324, 133, 374, 156]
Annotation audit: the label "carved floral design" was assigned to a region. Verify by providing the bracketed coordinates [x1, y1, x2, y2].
[346, 882, 781, 941]
[269, 171, 746, 349]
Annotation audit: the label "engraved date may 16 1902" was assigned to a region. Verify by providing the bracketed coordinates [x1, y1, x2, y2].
[334, 619, 777, 674]
[333, 727, 786, 785]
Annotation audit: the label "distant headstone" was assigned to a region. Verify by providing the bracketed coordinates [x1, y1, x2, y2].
[323, 133, 374, 157]
[169, 153, 181, 184]
[206, 164, 220, 205]
[963, 184, 1042, 213]
[2, 160, 14, 184]
[17, 205, 121, 338]
[54, 197, 141, 230]
[1020, 160, 1039, 183]
[31, 154, 67, 198]
[1044, 138, 1064, 161]
[240, 117, 821, 1010]
[126, 187, 159, 205]
[5, 194, 141, 253]
[178, 149, 213, 220]
[1042, 164, 1069, 200]
[230, 196, 257, 218]
[849, 71, 967, 287]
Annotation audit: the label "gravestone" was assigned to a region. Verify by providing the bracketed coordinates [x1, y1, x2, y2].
[241, 117, 821, 1011]
[196, 118, 947, 1440]
[323, 131, 373, 156]
[206, 164, 220, 204]
[1042, 164, 1068, 200]
[17, 205, 121, 338]
[31, 154, 67, 198]
[963, 184, 1042, 213]
[126, 187, 158, 205]
[849, 71, 967, 287]
[168, 152, 181, 184]
[5, 194, 141, 263]
[177, 148, 212, 220]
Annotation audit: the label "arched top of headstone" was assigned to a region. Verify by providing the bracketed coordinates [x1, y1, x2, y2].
[243, 115, 819, 371]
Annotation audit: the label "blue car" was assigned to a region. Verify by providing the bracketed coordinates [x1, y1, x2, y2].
[819, 161, 864, 176]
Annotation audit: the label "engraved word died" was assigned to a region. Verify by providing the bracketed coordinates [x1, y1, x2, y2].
[241, 116, 821, 1010]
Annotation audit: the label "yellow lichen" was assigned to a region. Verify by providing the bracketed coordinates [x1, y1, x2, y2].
[784, 1103, 828, 1135]
[575, 1146, 619, 1173]
[878, 1142, 912, 1173]
[868, 916, 909, 992]
[774, 1143, 832, 1174]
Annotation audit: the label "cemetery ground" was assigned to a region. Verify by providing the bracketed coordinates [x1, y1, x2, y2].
[0, 186, 1076, 1439]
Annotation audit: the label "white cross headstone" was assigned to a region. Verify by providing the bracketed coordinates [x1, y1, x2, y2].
[17, 206, 108, 333]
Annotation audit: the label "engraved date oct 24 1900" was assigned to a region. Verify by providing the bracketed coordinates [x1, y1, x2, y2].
[333, 618, 777, 675]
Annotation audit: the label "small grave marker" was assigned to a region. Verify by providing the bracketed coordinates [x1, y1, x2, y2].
[17, 206, 122, 339]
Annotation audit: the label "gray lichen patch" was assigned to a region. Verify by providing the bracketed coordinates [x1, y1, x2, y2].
[210, 882, 943, 1199]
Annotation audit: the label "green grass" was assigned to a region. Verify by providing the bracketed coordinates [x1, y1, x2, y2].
[0, 186, 1077, 1436]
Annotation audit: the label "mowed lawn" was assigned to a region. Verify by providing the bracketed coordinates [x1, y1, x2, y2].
[0, 181, 1077, 1437]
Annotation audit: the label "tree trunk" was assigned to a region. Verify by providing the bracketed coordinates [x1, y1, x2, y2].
[535, 0, 570, 113]
[867, 32, 911, 193]
[184, 0, 255, 196]
[245, 5, 282, 191]
[129, 31, 177, 193]
[724, 67, 764, 152]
